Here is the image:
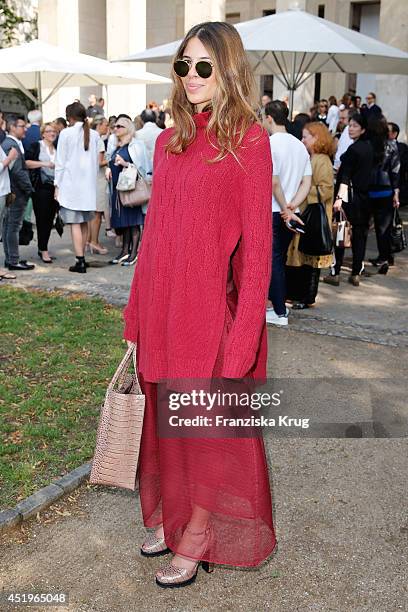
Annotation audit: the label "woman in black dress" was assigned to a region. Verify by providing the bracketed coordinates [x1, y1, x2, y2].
[324, 112, 374, 287]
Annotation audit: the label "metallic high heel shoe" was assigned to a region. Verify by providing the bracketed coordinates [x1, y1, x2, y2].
[155, 525, 214, 588]
[140, 531, 170, 557]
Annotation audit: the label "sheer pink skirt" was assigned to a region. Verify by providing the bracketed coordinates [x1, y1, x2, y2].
[136, 302, 277, 567]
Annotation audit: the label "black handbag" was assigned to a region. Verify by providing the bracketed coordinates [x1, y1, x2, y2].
[390, 209, 407, 253]
[27, 142, 41, 191]
[19, 220, 34, 245]
[54, 208, 64, 237]
[29, 168, 41, 191]
[298, 187, 333, 256]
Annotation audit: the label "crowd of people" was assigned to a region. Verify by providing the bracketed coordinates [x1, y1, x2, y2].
[0, 97, 168, 274]
[0, 89, 407, 326]
[260, 91, 407, 322]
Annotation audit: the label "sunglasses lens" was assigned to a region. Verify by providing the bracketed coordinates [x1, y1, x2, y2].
[196, 61, 213, 79]
[173, 59, 213, 79]
[173, 60, 189, 77]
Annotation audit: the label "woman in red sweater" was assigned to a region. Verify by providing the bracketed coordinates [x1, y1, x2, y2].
[124, 21, 276, 587]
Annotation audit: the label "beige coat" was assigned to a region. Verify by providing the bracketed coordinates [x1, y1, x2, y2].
[286, 153, 334, 268]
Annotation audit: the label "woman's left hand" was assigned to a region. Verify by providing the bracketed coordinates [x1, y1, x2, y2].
[114, 153, 127, 167]
[393, 193, 400, 208]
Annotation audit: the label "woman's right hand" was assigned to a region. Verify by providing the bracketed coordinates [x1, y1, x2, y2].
[333, 197, 343, 212]
[105, 167, 112, 181]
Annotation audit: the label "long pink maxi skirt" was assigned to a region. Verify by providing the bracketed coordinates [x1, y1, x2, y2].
[136, 300, 277, 567]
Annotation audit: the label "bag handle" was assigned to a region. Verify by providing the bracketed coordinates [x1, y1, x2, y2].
[123, 162, 144, 181]
[315, 184, 322, 205]
[332, 206, 349, 223]
[115, 191, 121, 212]
[339, 208, 349, 222]
[108, 344, 142, 394]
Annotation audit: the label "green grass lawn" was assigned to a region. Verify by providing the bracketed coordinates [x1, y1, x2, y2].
[0, 287, 126, 510]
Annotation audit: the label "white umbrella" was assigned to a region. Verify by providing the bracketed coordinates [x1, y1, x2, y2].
[0, 39, 171, 110]
[119, 9, 408, 117]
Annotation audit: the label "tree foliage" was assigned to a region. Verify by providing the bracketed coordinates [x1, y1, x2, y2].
[0, 0, 28, 47]
[0, 0, 37, 48]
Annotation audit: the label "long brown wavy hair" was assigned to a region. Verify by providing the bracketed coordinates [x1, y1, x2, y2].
[166, 21, 260, 162]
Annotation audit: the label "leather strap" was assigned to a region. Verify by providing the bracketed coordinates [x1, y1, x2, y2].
[109, 344, 141, 394]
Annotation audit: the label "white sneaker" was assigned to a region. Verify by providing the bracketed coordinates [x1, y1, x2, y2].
[266, 307, 289, 326]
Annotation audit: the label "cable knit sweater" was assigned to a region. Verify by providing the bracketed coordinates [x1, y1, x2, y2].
[123, 110, 272, 381]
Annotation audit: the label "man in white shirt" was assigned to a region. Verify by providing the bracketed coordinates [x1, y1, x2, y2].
[135, 109, 161, 216]
[264, 101, 312, 326]
[334, 107, 353, 170]
[136, 109, 163, 164]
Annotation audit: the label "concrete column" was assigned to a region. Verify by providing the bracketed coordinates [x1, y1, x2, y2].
[184, 0, 226, 32]
[319, 0, 349, 103]
[78, 0, 107, 105]
[376, 0, 408, 140]
[37, 0, 80, 121]
[273, 1, 317, 115]
[106, 0, 147, 119]
[229, 0, 252, 22]
[145, 0, 180, 115]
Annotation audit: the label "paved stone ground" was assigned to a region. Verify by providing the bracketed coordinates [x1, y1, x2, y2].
[2, 211, 407, 348]
[1, 215, 407, 611]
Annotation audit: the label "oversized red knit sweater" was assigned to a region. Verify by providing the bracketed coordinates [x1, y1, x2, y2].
[123, 110, 272, 381]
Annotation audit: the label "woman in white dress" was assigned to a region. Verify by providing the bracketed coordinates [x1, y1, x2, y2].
[54, 102, 100, 273]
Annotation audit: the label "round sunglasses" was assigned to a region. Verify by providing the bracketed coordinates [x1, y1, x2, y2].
[173, 58, 213, 79]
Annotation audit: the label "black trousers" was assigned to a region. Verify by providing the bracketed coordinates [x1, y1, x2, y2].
[286, 265, 321, 304]
[269, 213, 294, 315]
[32, 184, 58, 251]
[369, 195, 394, 261]
[334, 224, 369, 276]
